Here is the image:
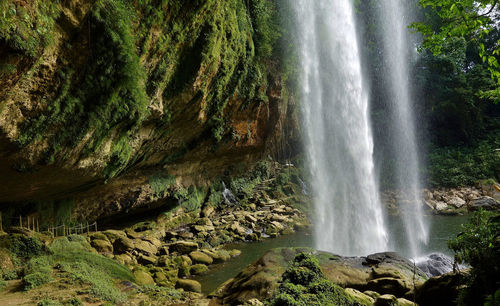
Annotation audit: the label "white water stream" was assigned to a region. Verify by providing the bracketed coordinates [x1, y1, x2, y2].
[292, 0, 388, 255]
[378, 0, 428, 257]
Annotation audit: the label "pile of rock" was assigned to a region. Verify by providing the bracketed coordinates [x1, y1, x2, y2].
[424, 187, 500, 215]
[85, 193, 309, 293]
[382, 185, 500, 215]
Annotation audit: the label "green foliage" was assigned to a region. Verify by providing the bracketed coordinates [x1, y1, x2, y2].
[180, 186, 207, 212]
[23, 272, 52, 291]
[149, 173, 176, 197]
[37, 297, 61, 306]
[0, 276, 6, 292]
[448, 210, 500, 305]
[66, 298, 83, 306]
[267, 253, 361, 306]
[5, 235, 47, 259]
[17, 0, 149, 179]
[138, 285, 184, 302]
[12, 235, 132, 301]
[427, 134, 500, 187]
[0, 0, 60, 56]
[411, 0, 500, 92]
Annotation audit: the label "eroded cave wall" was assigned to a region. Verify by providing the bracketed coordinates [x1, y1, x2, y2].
[0, 0, 300, 220]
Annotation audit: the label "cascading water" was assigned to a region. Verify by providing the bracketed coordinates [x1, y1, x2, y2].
[292, 0, 388, 255]
[377, 0, 428, 258]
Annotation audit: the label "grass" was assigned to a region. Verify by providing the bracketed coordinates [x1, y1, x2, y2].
[16, 235, 134, 303]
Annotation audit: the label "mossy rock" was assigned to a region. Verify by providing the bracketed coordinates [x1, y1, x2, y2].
[89, 232, 108, 241]
[176, 279, 202, 293]
[170, 241, 198, 254]
[189, 251, 213, 265]
[134, 270, 155, 286]
[345, 288, 375, 305]
[374, 294, 399, 306]
[190, 264, 209, 275]
[91, 239, 113, 254]
[113, 236, 135, 254]
[103, 230, 127, 243]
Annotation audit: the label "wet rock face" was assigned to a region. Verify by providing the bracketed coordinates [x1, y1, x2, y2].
[416, 253, 455, 278]
[470, 196, 500, 211]
[416, 271, 466, 306]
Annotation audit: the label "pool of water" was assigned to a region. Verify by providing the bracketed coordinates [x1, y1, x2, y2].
[195, 214, 470, 294]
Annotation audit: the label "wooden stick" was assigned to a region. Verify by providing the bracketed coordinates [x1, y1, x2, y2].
[37, 219, 39, 232]
[94, 222, 97, 232]
[20, 216, 22, 228]
[87, 222, 89, 234]
[62, 225, 65, 236]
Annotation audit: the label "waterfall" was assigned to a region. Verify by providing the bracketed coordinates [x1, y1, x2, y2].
[377, 0, 428, 257]
[292, 0, 388, 255]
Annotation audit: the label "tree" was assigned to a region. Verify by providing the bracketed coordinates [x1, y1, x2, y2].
[412, 0, 500, 101]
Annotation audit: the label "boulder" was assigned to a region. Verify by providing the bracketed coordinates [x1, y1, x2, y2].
[244, 298, 264, 306]
[191, 264, 209, 275]
[176, 279, 202, 293]
[470, 196, 500, 211]
[211, 249, 231, 263]
[374, 294, 398, 306]
[134, 270, 155, 285]
[89, 232, 108, 241]
[434, 201, 448, 211]
[137, 254, 158, 265]
[170, 241, 198, 254]
[190, 251, 213, 265]
[114, 254, 134, 266]
[134, 239, 158, 255]
[345, 288, 375, 305]
[448, 196, 466, 208]
[230, 222, 247, 236]
[113, 236, 135, 254]
[367, 277, 410, 297]
[416, 271, 464, 306]
[397, 298, 416, 306]
[91, 239, 113, 254]
[103, 229, 127, 243]
[229, 249, 242, 257]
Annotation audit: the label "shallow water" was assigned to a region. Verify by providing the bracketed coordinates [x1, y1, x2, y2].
[195, 214, 469, 294]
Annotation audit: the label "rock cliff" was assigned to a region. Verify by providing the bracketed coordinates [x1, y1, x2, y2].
[0, 0, 299, 220]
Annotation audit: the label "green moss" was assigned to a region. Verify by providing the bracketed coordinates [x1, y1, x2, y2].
[180, 186, 207, 212]
[149, 173, 176, 197]
[37, 297, 61, 306]
[0, 276, 6, 292]
[0, 0, 60, 56]
[267, 253, 362, 306]
[23, 272, 52, 291]
[17, 0, 149, 179]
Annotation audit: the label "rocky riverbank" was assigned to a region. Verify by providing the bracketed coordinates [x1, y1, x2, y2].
[0, 165, 311, 305]
[211, 247, 465, 305]
[382, 181, 500, 216]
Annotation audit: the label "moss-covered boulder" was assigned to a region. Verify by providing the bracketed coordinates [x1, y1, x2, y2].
[113, 236, 135, 254]
[176, 279, 202, 293]
[170, 241, 198, 254]
[191, 264, 209, 275]
[91, 239, 113, 254]
[134, 270, 155, 285]
[189, 251, 213, 265]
